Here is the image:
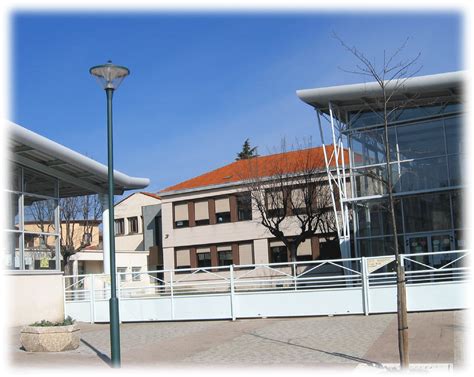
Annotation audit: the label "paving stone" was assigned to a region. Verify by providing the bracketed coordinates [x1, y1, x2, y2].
[6, 310, 467, 371]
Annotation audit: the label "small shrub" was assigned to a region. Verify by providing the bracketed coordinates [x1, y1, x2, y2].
[30, 316, 76, 327]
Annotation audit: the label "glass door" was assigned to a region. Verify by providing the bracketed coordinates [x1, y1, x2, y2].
[406, 232, 454, 269]
[430, 233, 453, 268]
[406, 236, 430, 270]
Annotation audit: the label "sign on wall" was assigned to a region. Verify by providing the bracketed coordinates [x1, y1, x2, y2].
[367, 256, 395, 273]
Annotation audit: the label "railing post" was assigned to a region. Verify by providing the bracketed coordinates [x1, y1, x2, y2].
[62, 276, 67, 320]
[293, 262, 297, 291]
[230, 265, 236, 321]
[90, 274, 95, 324]
[170, 270, 175, 320]
[361, 257, 370, 315]
[117, 273, 122, 324]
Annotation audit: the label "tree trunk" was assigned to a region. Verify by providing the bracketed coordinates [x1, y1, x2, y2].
[289, 243, 297, 282]
[63, 256, 72, 276]
[383, 100, 409, 369]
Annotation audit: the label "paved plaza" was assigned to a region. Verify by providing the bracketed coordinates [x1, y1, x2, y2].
[6, 310, 468, 371]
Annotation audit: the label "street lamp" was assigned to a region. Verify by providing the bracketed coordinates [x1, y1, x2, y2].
[90, 60, 130, 368]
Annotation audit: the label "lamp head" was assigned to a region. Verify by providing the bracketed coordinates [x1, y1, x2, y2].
[89, 60, 130, 90]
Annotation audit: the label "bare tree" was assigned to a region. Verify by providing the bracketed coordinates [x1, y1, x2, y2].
[334, 33, 422, 369]
[28, 194, 102, 275]
[240, 141, 337, 273]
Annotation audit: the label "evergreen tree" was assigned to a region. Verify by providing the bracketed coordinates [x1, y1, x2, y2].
[236, 138, 258, 161]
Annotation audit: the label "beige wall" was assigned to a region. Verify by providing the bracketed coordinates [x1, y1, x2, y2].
[114, 193, 161, 251]
[6, 273, 64, 327]
[71, 250, 149, 274]
[161, 184, 324, 270]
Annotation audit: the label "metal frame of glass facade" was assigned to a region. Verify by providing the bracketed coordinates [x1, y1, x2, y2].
[4, 163, 60, 271]
[316, 99, 463, 261]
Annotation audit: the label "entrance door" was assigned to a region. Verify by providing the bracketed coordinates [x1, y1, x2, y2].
[406, 233, 453, 269]
[406, 236, 430, 270]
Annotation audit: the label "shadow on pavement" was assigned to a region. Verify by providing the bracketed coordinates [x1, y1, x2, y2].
[80, 339, 112, 367]
[246, 332, 387, 369]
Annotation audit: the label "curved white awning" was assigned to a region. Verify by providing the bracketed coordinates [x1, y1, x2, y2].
[7, 121, 150, 196]
[296, 71, 464, 118]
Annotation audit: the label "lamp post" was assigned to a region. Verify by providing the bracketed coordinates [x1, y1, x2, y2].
[90, 61, 129, 368]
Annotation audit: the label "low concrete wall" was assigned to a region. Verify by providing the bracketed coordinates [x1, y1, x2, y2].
[5, 272, 64, 327]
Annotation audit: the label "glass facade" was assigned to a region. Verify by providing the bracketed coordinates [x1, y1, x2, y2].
[3, 164, 60, 271]
[346, 103, 463, 258]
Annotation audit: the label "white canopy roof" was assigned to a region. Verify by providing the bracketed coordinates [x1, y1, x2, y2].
[7, 121, 149, 197]
[296, 71, 464, 120]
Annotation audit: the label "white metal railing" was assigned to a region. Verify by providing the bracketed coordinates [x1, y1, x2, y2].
[64, 250, 470, 323]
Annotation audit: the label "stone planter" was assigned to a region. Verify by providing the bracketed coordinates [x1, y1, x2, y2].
[20, 324, 80, 352]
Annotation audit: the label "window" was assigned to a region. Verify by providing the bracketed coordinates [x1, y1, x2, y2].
[350, 128, 397, 166]
[114, 219, 124, 235]
[23, 196, 57, 233]
[402, 193, 451, 233]
[82, 232, 92, 245]
[266, 190, 285, 217]
[269, 241, 288, 263]
[353, 165, 390, 197]
[4, 164, 60, 271]
[397, 120, 446, 160]
[238, 243, 253, 265]
[237, 193, 252, 221]
[356, 199, 403, 237]
[196, 247, 212, 268]
[128, 217, 139, 234]
[117, 267, 127, 282]
[399, 157, 449, 192]
[25, 235, 57, 270]
[291, 188, 306, 215]
[24, 234, 38, 248]
[296, 239, 312, 262]
[132, 267, 141, 281]
[217, 245, 233, 266]
[6, 193, 20, 230]
[174, 203, 189, 228]
[4, 233, 20, 270]
[215, 198, 231, 223]
[448, 154, 462, 187]
[176, 248, 191, 269]
[194, 200, 210, 226]
[445, 116, 463, 155]
[451, 191, 462, 230]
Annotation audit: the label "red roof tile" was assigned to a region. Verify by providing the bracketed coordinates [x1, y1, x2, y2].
[160, 146, 346, 194]
[140, 192, 161, 200]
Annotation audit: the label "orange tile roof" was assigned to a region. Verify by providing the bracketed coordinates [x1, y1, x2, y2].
[140, 192, 161, 200]
[160, 146, 347, 194]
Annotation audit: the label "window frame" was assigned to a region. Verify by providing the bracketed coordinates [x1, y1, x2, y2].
[236, 192, 252, 221]
[131, 267, 141, 281]
[4, 164, 60, 272]
[128, 216, 139, 234]
[114, 218, 125, 236]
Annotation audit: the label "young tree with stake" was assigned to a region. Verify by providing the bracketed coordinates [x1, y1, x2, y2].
[334, 33, 422, 369]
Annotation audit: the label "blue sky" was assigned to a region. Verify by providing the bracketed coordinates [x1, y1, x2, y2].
[12, 11, 462, 196]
